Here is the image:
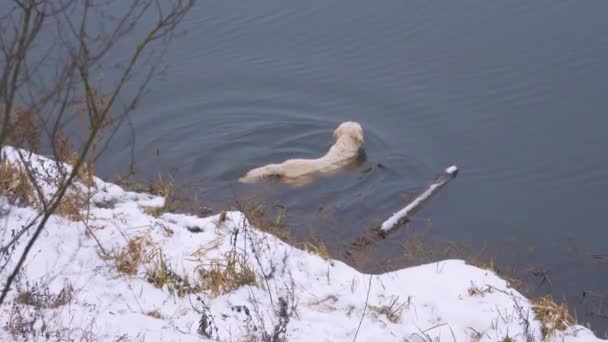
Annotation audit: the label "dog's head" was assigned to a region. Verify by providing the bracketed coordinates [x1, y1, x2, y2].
[333, 121, 364, 145]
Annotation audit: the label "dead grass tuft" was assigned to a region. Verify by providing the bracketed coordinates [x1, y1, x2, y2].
[217, 210, 227, 226]
[0, 158, 35, 206]
[198, 251, 257, 297]
[7, 280, 83, 338]
[5, 105, 41, 153]
[101, 232, 257, 298]
[302, 240, 331, 262]
[145, 252, 202, 297]
[236, 200, 290, 242]
[369, 296, 409, 324]
[191, 236, 224, 259]
[117, 174, 213, 218]
[4, 298, 95, 341]
[150, 174, 174, 199]
[115, 174, 173, 198]
[55, 188, 86, 221]
[146, 310, 161, 319]
[142, 205, 164, 218]
[531, 295, 575, 339]
[63, 153, 96, 188]
[467, 283, 492, 297]
[101, 235, 156, 276]
[52, 125, 73, 164]
[144, 175, 176, 218]
[15, 282, 75, 309]
[77, 160, 96, 188]
[500, 334, 515, 342]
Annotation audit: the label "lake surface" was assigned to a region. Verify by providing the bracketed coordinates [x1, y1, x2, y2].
[98, 1, 608, 334]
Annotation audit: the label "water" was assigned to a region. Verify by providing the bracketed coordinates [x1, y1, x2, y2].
[98, 1, 608, 333]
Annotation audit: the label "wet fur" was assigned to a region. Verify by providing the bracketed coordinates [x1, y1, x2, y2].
[239, 121, 364, 185]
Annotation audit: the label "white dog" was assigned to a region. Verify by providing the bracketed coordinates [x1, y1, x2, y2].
[239, 121, 364, 185]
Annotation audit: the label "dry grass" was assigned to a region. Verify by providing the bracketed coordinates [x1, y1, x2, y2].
[117, 174, 213, 218]
[52, 125, 73, 164]
[0, 155, 91, 221]
[77, 160, 96, 188]
[477, 259, 525, 292]
[63, 153, 96, 188]
[197, 251, 257, 297]
[115, 174, 174, 199]
[500, 335, 515, 342]
[15, 282, 75, 310]
[146, 247, 256, 298]
[302, 240, 331, 262]
[531, 295, 575, 339]
[5, 280, 89, 340]
[101, 235, 156, 276]
[369, 296, 409, 324]
[147, 175, 178, 217]
[191, 236, 224, 259]
[5, 105, 41, 153]
[306, 295, 338, 312]
[101, 231, 256, 298]
[146, 310, 161, 319]
[142, 206, 164, 218]
[4, 301, 95, 341]
[55, 188, 87, 221]
[145, 252, 203, 297]
[0, 158, 34, 206]
[217, 210, 227, 226]
[467, 283, 492, 297]
[236, 199, 290, 241]
[148, 174, 174, 199]
[4, 303, 36, 339]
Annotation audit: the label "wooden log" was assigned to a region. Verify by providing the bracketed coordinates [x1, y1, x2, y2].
[380, 165, 459, 233]
[344, 165, 459, 261]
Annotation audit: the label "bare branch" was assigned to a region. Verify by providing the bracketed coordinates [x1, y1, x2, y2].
[0, 0, 194, 306]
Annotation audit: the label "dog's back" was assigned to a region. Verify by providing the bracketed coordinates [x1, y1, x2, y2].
[239, 121, 364, 184]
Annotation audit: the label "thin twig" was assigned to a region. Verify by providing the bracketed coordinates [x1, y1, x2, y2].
[0, 0, 194, 306]
[353, 274, 373, 342]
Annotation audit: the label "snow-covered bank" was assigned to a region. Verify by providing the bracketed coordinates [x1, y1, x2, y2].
[0, 148, 603, 341]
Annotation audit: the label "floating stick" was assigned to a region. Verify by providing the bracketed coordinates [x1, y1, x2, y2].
[380, 165, 459, 233]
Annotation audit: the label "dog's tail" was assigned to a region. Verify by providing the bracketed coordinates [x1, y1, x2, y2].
[239, 164, 281, 183]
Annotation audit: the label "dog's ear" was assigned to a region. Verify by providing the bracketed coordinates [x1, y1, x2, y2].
[353, 128, 364, 144]
[333, 125, 343, 141]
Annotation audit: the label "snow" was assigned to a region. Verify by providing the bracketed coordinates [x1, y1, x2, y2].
[446, 165, 459, 175]
[0, 149, 603, 341]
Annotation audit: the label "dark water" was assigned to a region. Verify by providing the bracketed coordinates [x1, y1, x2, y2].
[98, 1, 608, 334]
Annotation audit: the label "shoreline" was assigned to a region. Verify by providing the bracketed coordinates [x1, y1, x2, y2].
[0, 147, 603, 341]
